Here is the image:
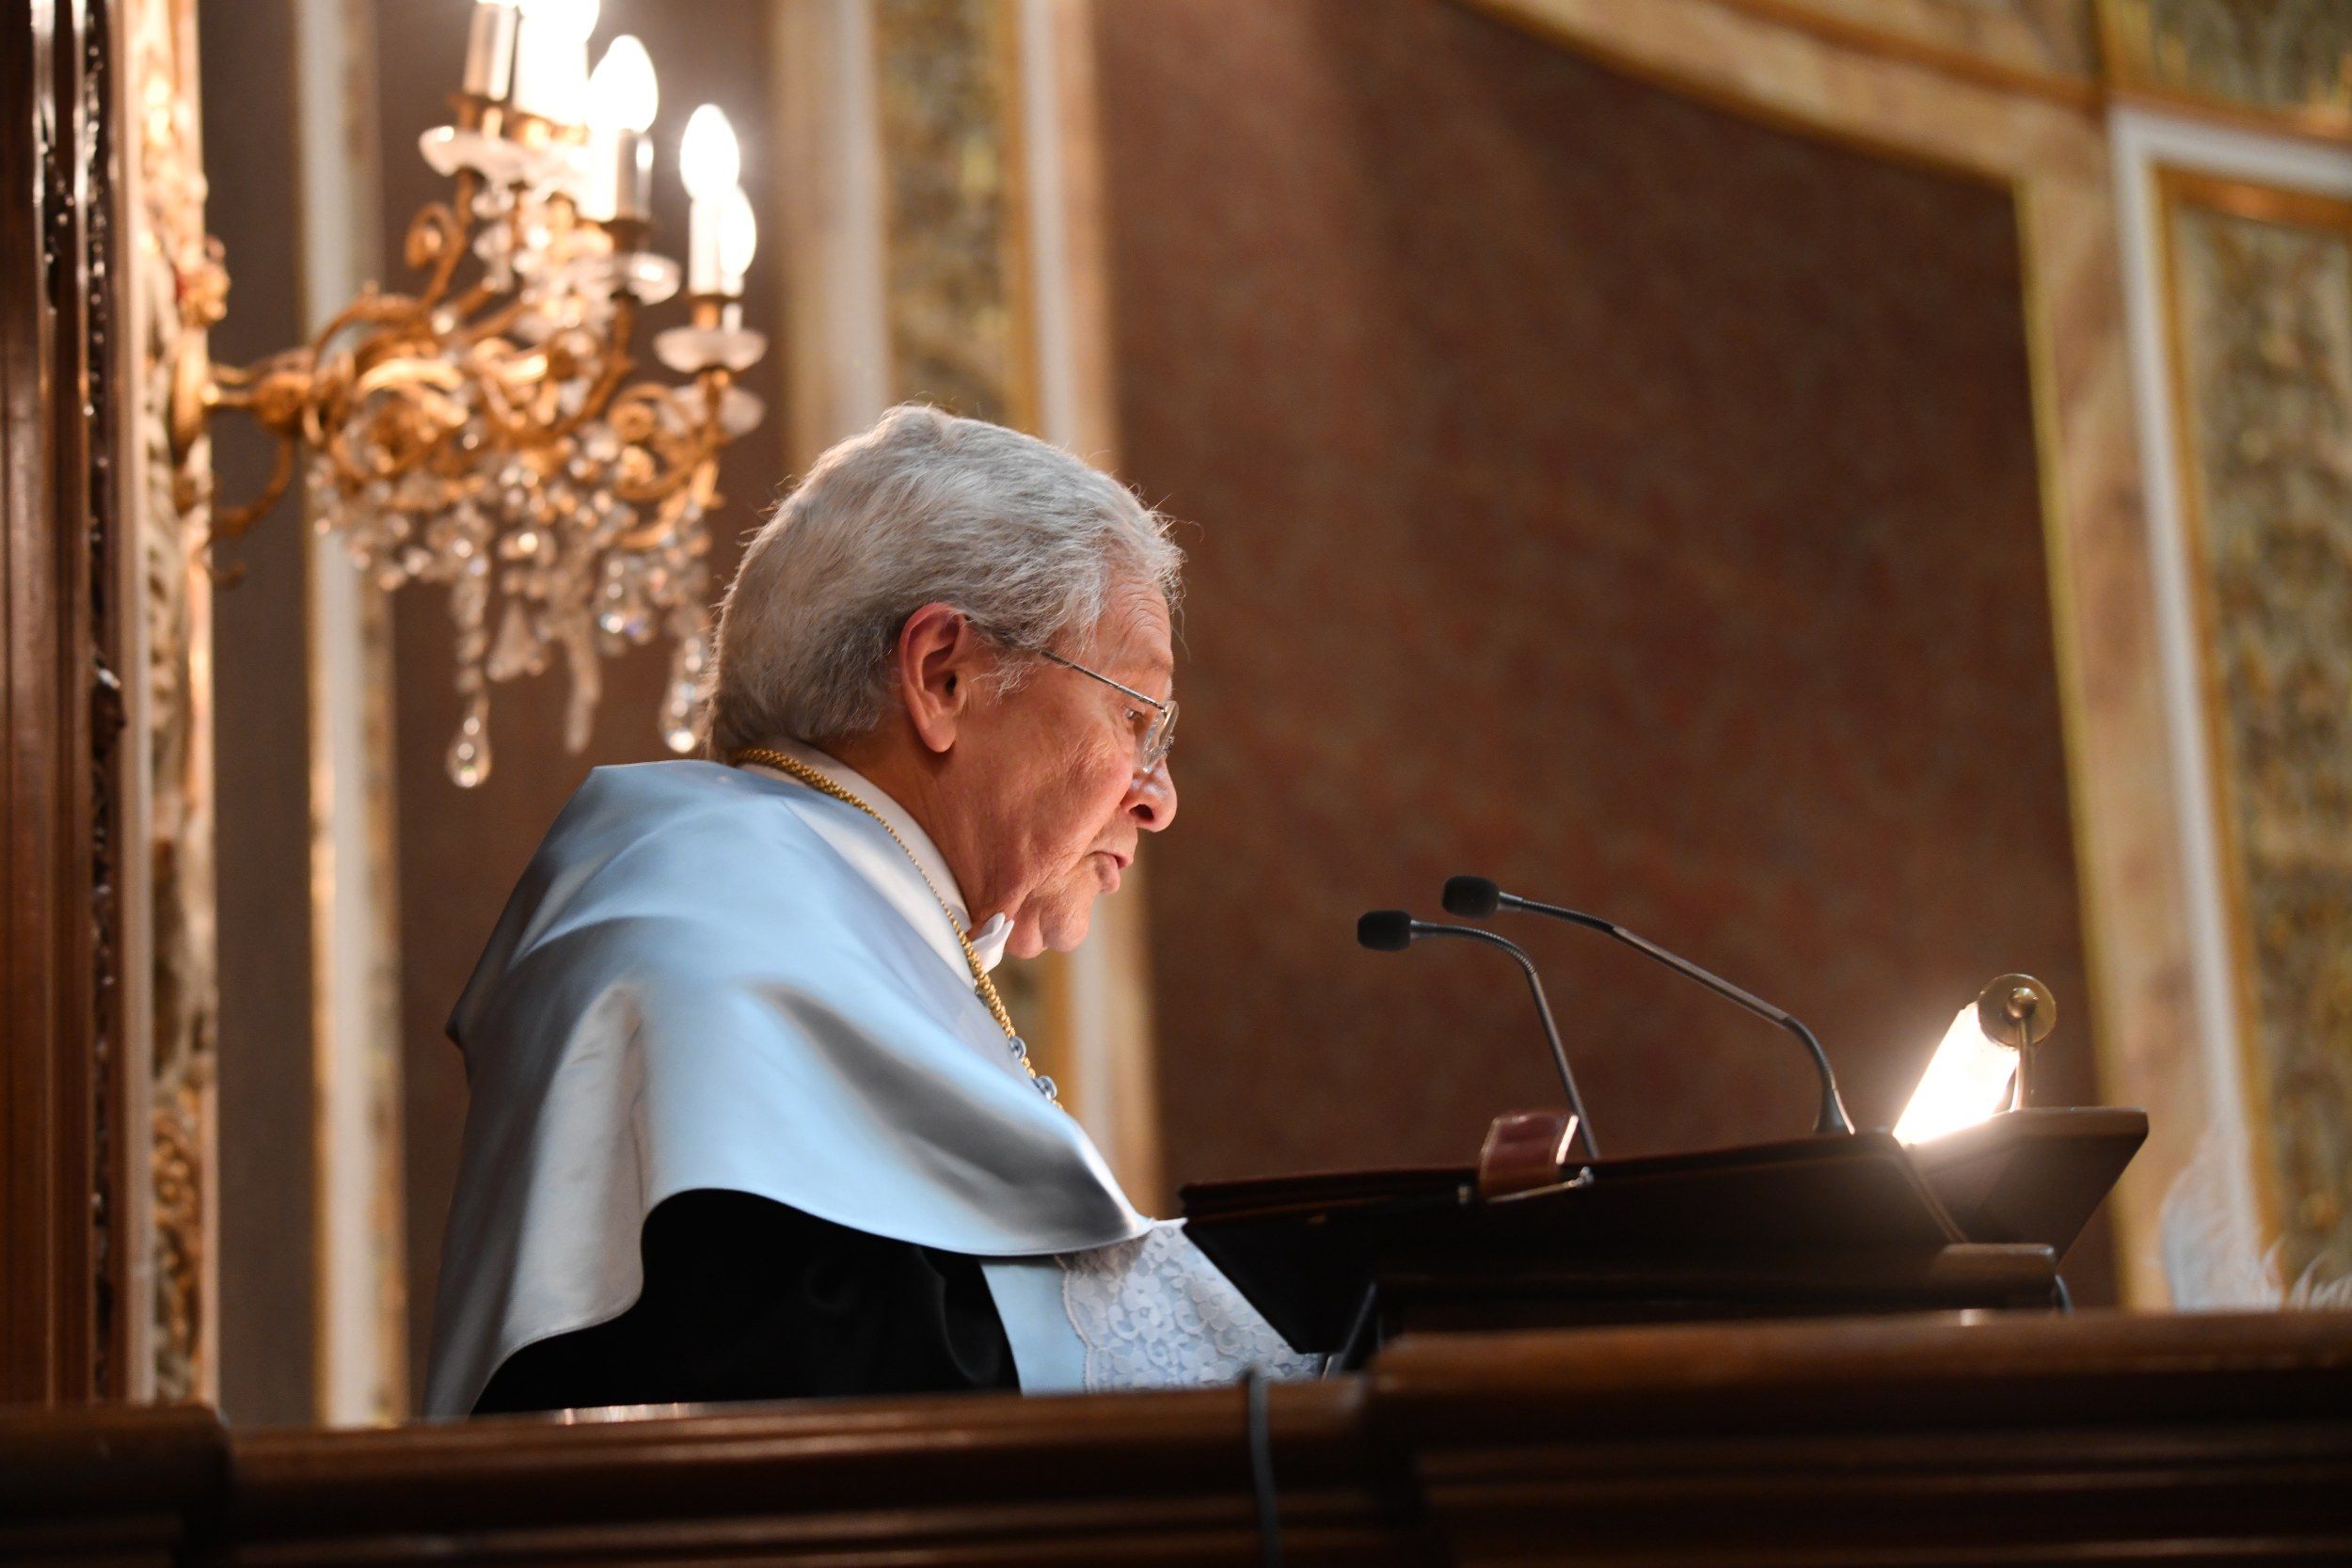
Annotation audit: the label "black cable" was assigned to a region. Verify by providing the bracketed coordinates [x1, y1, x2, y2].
[1327, 1282, 1379, 1376]
[1245, 1370, 1283, 1568]
[2053, 1274, 2074, 1314]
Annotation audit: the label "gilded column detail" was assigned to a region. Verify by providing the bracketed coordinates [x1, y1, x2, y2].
[872, 0, 1038, 428]
[130, 0, 223, 1403]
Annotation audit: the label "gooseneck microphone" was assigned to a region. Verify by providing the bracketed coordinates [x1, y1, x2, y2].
[1441, 877, 1855, 1137]
[1358, 910, 1600, 1160]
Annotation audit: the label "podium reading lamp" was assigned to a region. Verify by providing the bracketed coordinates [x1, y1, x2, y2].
[1182, 896, 2145, 1363]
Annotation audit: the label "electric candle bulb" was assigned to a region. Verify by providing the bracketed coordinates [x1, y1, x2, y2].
[462, 0, 520, 102]
[682, 105, 742, 292]
[516, 0, 598, 29]
[679, 105, 740, 199]
[587, 35, 658, 135]
[581, 34, 658, 221]
[511, 0, 601, 124]
[719, 186, 757, 292]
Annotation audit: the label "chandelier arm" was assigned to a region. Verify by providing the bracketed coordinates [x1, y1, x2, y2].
[535, 292, 644, 440]
[313, 291, 424, 352]
[538, 341, 639, 445]
[610, 389, 729, 508]
[191, 342, 325, 556]
[471, 368, 565, 451]
[200, 433, 300, 569]
[467, 305, 643, 451]
[404, 171, 482, 309]
[452, 293, 530, 346]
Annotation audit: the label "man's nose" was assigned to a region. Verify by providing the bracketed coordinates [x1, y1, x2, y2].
[1126, 762, 1177, 832]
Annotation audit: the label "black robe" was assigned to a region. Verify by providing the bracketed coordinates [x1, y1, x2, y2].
[471, 1188, 1018, 1414]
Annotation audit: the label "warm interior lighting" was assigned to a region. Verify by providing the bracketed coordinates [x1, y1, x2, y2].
[586, 35, 657, 134]
[680, 104, 740, 199]
[719, 186, 758, 283]
[1893, 1004, 2018, 1145]
[517, 0, 598, 29]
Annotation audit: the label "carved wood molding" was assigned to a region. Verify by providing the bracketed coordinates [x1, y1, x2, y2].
[2, 0, 135, 1406]
[6, 1314, 2352, 1564]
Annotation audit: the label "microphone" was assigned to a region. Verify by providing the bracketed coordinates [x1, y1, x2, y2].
[1357, 910, 1600, 1159]
[1442, 877, 1854, 1137]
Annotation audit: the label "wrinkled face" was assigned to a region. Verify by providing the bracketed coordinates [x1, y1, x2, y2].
[960, 580, 1178, 958]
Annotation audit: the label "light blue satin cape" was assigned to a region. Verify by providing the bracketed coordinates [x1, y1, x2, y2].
[422, 760, 1148, 1417]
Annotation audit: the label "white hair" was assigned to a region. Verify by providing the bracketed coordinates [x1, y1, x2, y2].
[705, 404, 1183, 752]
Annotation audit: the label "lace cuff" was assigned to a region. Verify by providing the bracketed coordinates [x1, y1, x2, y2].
[1058, 1220, 1322, 1391]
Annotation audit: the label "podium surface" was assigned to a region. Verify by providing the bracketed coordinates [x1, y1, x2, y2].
[1182, 1108, 2147, 1353]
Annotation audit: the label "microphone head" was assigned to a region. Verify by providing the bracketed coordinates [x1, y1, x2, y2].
[1442, 876, 1503, 918]
[1357, 910, 1418, 952]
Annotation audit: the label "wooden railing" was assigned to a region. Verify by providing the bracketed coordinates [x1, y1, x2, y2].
[8, 1310, 2352, 1565]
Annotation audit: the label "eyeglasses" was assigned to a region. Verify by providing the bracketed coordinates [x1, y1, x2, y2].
[1037, 648, 1178, 774]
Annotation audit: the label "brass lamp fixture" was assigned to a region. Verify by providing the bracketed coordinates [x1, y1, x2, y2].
[172, 0, 767, 785]
[1893, 974, 2059, 1145]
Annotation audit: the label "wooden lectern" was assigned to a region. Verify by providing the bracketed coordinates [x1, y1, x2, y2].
[1181, 1106, 2146, 1362]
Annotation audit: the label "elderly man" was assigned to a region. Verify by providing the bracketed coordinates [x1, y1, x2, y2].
[424, 406, 1310, 1417]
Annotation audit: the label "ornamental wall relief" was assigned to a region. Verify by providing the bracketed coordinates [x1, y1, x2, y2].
[2164, 172, 2352, 1279]
[2106, 0, 2352, 123]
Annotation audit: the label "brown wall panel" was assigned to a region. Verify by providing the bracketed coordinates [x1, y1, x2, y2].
[1093, 0, 2110, 1292]
[199, 0, 319, 1426]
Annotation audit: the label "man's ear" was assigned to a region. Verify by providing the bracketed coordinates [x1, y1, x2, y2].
[895, 601, 985, 755]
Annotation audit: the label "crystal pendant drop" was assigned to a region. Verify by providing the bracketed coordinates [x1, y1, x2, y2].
[446, 708, 491, 789]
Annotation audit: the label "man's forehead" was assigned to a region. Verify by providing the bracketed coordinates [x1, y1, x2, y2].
[1096, 586, 1174, 672]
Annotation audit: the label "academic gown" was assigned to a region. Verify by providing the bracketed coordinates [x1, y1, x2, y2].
[472, 1189, 1015, 1413]
[424, 759, 1150, 1418]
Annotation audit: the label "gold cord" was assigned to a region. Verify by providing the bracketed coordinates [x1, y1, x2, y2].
[729, 746, 1055, 1102]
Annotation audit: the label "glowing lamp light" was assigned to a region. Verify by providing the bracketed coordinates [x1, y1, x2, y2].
[719, 186, 758, 288]
[517, 0, 598, 30]
[510, 0, 600, 125]
[1893, 974, 2057, 1145]
[587, 35, 658, 134]
[679, 105, 740, 200]
[1893, 1005, 2017, 1145]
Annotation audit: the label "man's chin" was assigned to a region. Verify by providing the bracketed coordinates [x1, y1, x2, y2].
[1008, 892, 1097, 958]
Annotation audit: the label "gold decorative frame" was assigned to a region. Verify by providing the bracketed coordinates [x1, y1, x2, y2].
[2155, 166, 2352, 1276]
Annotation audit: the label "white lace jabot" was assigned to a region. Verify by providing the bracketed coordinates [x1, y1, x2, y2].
[979, 1223, 1319, 1393]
